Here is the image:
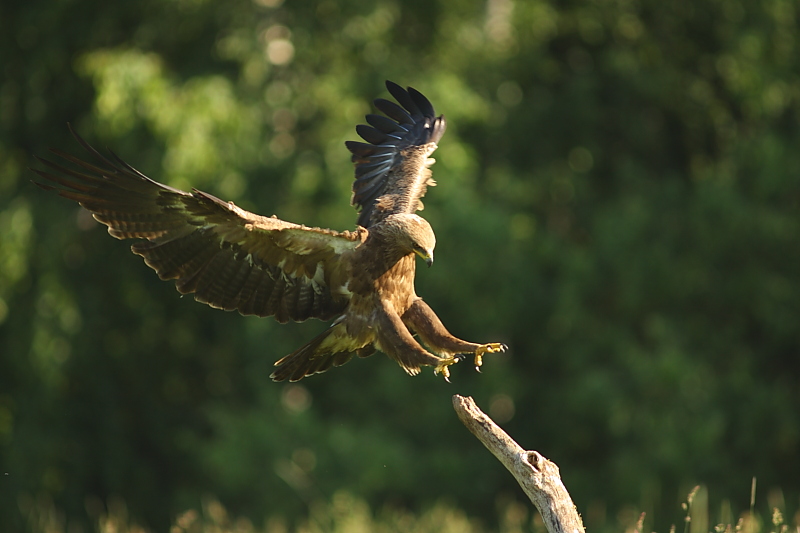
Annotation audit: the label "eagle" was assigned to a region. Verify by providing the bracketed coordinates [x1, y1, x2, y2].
[33, 81, 506, 382]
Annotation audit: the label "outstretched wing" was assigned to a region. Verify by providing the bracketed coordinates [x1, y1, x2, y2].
[345, 80, 446, 228]
[32, 126, 365, 323]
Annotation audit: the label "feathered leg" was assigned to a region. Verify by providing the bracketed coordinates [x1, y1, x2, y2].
[374, 308, 447, 377]
[402, 298, 507, 372]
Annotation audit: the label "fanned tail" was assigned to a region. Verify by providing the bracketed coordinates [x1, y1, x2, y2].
[270, 327, 359, 382]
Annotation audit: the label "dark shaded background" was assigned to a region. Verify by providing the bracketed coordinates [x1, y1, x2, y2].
[2, 0, 799, 531]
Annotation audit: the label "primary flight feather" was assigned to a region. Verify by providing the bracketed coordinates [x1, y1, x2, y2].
[33, 81, 506, 382]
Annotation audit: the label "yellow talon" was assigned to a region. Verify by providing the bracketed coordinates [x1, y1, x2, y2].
[435, 344, 506, 380]
[434, 356, 460, 382]
[473, 343, 508, 371]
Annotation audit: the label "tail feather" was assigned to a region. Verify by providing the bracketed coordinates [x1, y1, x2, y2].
[270, 328, 357, 382]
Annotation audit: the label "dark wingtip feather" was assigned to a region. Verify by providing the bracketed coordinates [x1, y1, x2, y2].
[385, 81, 420, 117]
[408, 87, 435, 117]
[30, 175, 57, 192]
[373, 98, 413, 125]
[355, 124, 389, 145]
[384, 80, 403, 95]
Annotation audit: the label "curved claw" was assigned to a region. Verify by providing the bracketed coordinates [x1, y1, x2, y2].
[473, 342, 508, 372]
[434, 355, 460, 382]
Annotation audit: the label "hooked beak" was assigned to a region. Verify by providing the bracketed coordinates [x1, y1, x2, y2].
[415, 249, 434, 267]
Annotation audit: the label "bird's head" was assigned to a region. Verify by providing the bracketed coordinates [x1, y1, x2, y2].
[381, 213, 436, 267]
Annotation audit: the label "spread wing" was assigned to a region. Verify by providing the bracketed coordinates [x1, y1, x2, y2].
[345, 80, 446, 228]
[32, 126, 365, 323]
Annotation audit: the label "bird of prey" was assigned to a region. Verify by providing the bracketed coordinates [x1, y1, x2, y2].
[33, 81, 506, 382]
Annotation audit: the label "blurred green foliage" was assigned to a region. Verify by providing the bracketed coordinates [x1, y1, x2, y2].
[2, 0, 799, 531]
[13, 485, 794, 533]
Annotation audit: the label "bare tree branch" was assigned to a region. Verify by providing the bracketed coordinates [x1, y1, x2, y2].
[452, 394, 585, 533]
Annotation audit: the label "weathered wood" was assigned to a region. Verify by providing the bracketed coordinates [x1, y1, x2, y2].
[452, 394, 585, 533]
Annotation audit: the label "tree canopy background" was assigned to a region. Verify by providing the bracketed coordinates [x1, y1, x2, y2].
[1, 0, 799, 531]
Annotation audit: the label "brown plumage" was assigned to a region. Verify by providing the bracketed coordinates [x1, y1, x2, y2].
[33, 81, 506, 382]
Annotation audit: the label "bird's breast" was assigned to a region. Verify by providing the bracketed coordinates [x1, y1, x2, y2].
[373, 255, 417, 314]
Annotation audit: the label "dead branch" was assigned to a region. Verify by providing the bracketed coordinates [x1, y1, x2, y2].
[452, 394, 585, 533]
